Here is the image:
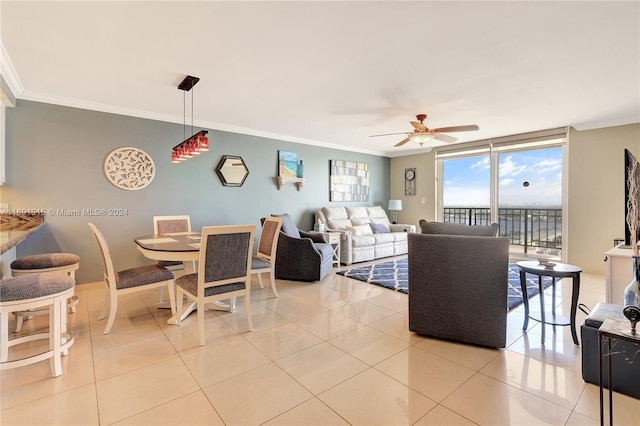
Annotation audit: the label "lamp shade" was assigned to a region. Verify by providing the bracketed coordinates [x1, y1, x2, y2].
[388, 200, 403, 211]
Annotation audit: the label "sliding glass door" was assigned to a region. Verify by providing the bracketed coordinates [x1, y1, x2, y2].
[438, 133, 565, 261]
[497, 146, 563, 259]
[442, 154, 491, 226]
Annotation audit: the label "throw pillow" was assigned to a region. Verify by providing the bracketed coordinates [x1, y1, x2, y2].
[347, 224, 373, 236]
[271, 213, 301, 238]
[369, 222, 389, 234]
[419, 219, 499, 237]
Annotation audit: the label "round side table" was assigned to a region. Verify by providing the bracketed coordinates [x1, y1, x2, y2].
[517, 260, 582, 345]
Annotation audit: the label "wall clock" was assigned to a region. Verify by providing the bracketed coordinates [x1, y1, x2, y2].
[103, 147, 155, 190]
[405, 167, 416, 196]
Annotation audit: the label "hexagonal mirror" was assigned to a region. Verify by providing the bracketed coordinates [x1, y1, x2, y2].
[215, 155, 249, 187]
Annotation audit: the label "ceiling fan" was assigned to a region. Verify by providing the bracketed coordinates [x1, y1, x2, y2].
[370, 114, 479, 147]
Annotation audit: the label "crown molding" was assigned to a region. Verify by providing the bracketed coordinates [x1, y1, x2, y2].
[0, 41, 24, 100]
[17, 90, 389, 157]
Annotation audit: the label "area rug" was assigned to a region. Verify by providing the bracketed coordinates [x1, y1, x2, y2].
[336, 259, 552, 311]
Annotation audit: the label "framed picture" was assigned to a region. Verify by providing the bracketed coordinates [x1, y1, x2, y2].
[329, 160, 369, 201]
[278, 151, 297, 177]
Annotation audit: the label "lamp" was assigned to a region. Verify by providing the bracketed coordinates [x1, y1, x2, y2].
[409, 132, 434, 146]
[388, 199, 403, 224]
[171, 75, 210, 163]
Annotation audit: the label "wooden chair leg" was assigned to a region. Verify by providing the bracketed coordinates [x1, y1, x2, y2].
[103, 294, 118, 335]
[244, 294, 253, 331]
[257, 273, 264, 288]
[197, 300, 205, 346]
[98, 286, 109, 320]
[269, 270, 279, 298]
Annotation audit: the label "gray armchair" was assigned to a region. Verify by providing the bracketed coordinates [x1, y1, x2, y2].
[271, 213, 334, 282]
[408, 220, 510, 348]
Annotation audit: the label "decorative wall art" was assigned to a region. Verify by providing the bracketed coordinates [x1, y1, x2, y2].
[405, 167, 416, 196]
[329, 160, 369, 201]
[103, 147, 155, 190]
[215, 155, 249, 187]
[278, 151, 298, 177]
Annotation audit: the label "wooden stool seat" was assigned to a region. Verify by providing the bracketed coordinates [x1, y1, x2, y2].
[1, 274, 75, 377]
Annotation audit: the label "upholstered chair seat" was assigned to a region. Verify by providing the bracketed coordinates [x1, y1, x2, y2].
[1, 274, 75, 377]
[89, 223, 176, 334]
[10, 252, 80, 332]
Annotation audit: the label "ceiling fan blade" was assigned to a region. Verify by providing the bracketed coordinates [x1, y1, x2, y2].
[410, 121, 427, 131]
[433, 133, 457, 143]
[432, 125, 479, 133]
[394, 137, 412, 147]
[369, 132, 410, 138]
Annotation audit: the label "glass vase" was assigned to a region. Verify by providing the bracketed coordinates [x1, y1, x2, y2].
[623, 255, 640, 307]
[297, 160, 304, 178]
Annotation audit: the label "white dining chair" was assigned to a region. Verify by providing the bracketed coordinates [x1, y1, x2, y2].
[88, 223, 176, 334]
[251, 216, 283, 297]
[175, 224, 255, 345]
[152, 215, 192, 302]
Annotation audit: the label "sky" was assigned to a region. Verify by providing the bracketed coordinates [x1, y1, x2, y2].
[443, 147, 563, 207]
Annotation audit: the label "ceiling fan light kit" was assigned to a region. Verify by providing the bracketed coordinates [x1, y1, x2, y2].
[370, 114, 479, 148]
[171, 75, 210, 163]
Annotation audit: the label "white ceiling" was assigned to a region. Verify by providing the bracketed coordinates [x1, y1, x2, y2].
[1, 1, 639, 157]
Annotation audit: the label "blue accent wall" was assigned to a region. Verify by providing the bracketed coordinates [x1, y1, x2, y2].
[4, 101, 390, 283]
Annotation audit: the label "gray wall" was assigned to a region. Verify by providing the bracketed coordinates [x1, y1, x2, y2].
[4, 100, 390, 283]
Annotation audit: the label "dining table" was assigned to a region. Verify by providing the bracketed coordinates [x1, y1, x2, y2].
[134, 231, 231, 324]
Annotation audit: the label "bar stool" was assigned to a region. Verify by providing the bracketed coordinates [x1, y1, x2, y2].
[10, 253, 80, 332]
[0, 274, 75, 377]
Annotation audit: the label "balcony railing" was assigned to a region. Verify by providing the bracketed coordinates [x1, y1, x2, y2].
[442, 207, 562, 255]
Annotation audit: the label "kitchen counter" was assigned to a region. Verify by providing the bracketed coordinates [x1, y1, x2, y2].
[1, 225, 44, 255]
[0, 214, 45, 277]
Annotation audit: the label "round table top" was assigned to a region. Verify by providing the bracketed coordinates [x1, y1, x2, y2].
[516, 260, 582, 276]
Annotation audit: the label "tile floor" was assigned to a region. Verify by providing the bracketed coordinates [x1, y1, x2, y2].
[2, 257, 640, 425]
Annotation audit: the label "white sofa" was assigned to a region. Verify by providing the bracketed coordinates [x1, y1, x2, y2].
[314, 206, 415, 265]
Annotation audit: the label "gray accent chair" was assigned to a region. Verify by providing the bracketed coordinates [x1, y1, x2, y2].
[408, 220, 510, 348]
[272, 213, 334, 282]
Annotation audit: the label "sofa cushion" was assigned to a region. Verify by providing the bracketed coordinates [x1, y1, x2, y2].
[272, 213, 300, 238]
[392, 232, 408, 242]
[322, 207, 352, 230]
[373, 233, 395, 244]
[323, 207, 348, 220]
[419, 219, 499, 237]
[369, 222, 389, 234]
[351, 235, 376, 247]
[346, 206, 369, 220]
[367, 206, 390, 223]
[327, 218, 352, 230]
[351, 218, 371, 226]
[348, 224, 373, 236]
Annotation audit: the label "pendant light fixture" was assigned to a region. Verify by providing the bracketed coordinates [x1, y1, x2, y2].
[171, 75, 210, 163]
